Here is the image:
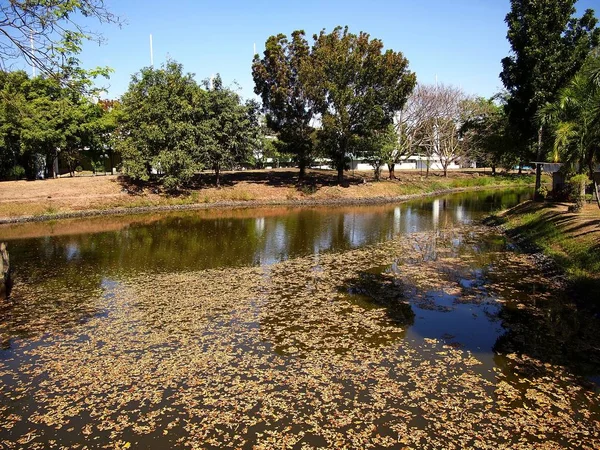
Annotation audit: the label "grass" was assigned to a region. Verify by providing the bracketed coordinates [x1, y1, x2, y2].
[498, 201, 600, 304]
[0, 170, 540, 220]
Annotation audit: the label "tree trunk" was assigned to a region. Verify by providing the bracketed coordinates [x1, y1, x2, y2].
[214, 165, 220, 188]
[387, 163, 396, 180]
[491, 165, 496, 176]
[594, 180, 600, 210]
[518, 160, 523, 175]
[46, 153, 55, 179]
[337, 165, 344, 185]
[443, 165, 448, 177]
[374, 166, 381, 181]
[298, 161, 306, 182]
[426, 161, 430, 178]
[336, 145, 346, 185]
[534, 126, 543, 200]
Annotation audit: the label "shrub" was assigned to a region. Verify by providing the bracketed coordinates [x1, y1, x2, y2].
[567, 174, 589, 212]
[8, 165, 25, 180]
[536, 185, 548, 199]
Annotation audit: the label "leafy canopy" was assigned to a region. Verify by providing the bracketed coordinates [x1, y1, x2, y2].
[252, 31, 315, 180]
[304, 26, 416, 183]
[500, 0, 599, 146]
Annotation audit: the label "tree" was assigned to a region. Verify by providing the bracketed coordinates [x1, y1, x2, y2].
[0, 0, 121, 91]
[500, 0, 599, 195]
[201, 75, 259, 187]
[252, 31, 316, 181]
[460, 96, 519, 175]
[358, 124, 397, 181]
[118, 61, 204, 190]
[541, 52, 600, 207]
[304, 26, 416, 184]
[414, 83, 465, 177]
[0, 70, 28, 178]
[387, 85, 435, 180]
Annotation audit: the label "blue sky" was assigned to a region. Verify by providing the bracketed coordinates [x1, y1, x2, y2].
[75, 0, 600, 101]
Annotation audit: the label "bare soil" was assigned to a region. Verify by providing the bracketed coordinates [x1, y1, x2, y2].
[0, 168, 526, 221]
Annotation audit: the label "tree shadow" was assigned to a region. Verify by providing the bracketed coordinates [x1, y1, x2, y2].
[340, 270, 415, 326]
[492, 296, 600, 380]
[116, 170, 367, 195]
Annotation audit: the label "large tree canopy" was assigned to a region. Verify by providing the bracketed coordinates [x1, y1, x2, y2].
[201, 75, 260, 187]
[118, 61, 204, 190]
[541, 51, 600, 178]
[252, 31, 316, 181]
[118, 63, 259, 189]
[304, 26, 416, 183]
[0, 70, 115, 180]
[499, 0, 599, 192]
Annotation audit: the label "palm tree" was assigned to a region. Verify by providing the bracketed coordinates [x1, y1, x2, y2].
[540, 53, 600, 208]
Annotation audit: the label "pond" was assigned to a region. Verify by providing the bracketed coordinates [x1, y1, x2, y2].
[1, 188, 599, 449]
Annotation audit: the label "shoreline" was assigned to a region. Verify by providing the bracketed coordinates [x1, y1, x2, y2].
[488, 200, 600, 304]
[0, 183, 533, 225]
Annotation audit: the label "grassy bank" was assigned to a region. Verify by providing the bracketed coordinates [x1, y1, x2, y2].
[494, 201, 600, 302]
[0, 169, 537, 222]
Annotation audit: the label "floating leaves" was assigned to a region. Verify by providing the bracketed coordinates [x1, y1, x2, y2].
[0, 226, 599, 448]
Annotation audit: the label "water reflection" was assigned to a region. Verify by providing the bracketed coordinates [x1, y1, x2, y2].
[1, 188, 531, 278]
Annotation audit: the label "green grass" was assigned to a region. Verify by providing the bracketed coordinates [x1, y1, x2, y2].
[395, 174, 538, 197]
[502, 206, 600, 303]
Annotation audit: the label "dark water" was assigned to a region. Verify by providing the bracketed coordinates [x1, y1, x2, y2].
[2, 189, 529, 276]
[1, 187, 599, 449]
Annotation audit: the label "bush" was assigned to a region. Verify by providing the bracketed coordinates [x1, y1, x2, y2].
[567, 174, 589, 212]
[8, 165, 25, 180]
[536, 185, 548, 199]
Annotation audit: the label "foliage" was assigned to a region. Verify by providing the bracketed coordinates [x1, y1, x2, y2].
[118, 63, 259, 189]
[500, 0, 599, 188]
[117, 61, 204, 189]
[201, 76, 260, 187]
[356, 125, 397, 181]
[252, 31, 316, 180]
[540, 52, 600, 178]
[461, 96, 519, 173]
[567, 173, 589, 211]
[0, 70, 114, 179]
[0, 0, 121, 93]
[303, 26, 416, 184]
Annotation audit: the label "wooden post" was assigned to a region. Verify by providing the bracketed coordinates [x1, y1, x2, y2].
[0, 243, 11, 301]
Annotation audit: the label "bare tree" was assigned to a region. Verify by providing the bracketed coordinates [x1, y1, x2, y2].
[389, 84, 436, 179]
[412, 83, 466, 177]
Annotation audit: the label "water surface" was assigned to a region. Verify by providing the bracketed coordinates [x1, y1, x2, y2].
[1, 188, 599, 449]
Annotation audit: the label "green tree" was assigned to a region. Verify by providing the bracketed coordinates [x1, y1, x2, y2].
[19, 76, 78, 178]
[0, 0, 121, 92]
[500, 0, 599, 195]
[202, 75, 260, 187]
[252, 31, 316, 181]
[0, 71, 29, 178]
[118, 61, 204, 190]
[357, 124, 397, 181]
[461, 97, 519, 174]
[541, 52, 600, 207]
[304, 26, 416, 184]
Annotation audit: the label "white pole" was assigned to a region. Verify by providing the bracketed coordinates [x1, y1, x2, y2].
[30, 32, 36, 77]
[150, 34, 154, 67]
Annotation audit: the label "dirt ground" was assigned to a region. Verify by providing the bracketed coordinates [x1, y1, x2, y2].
[505, 201, 600, 242]
[0, 169, 526, 220]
